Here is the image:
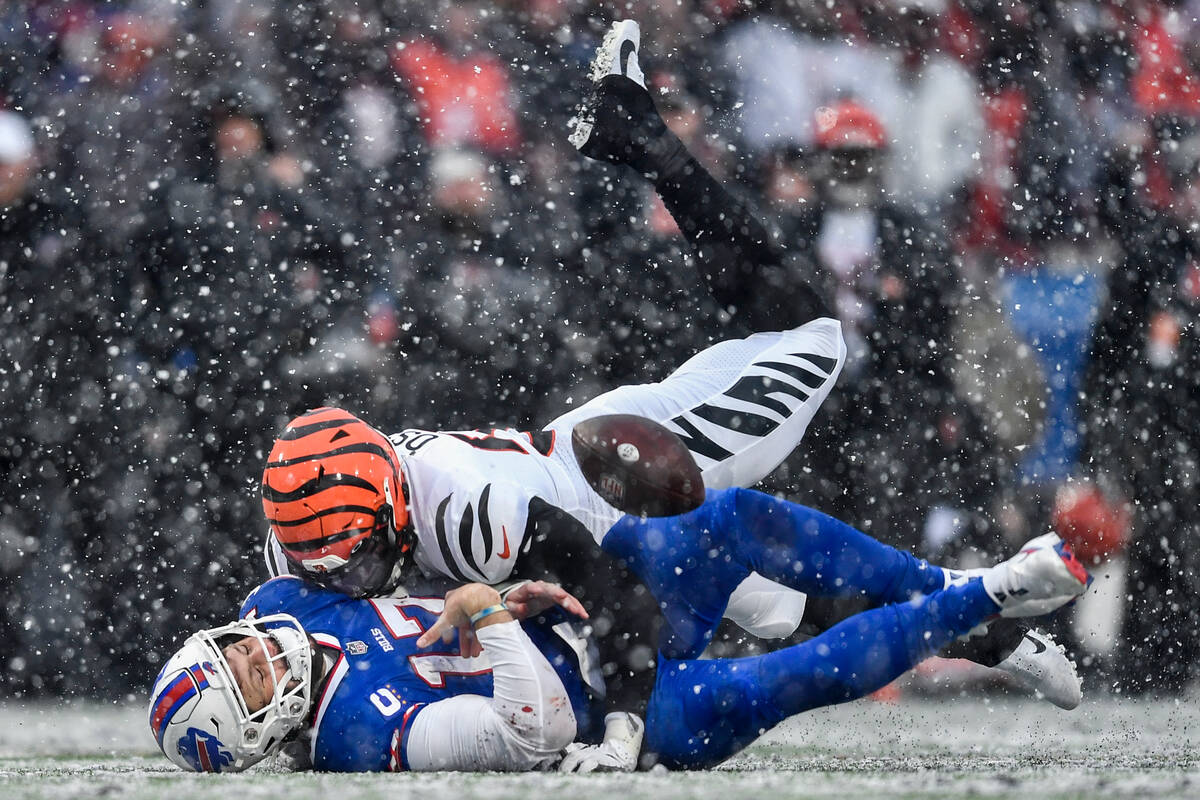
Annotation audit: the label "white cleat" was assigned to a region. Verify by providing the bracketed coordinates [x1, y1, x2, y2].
[588, 20, 645, 87]
[993, 628, 1082, 710]
[982, 533, 1093, 618]
[569, 20, 647, 152]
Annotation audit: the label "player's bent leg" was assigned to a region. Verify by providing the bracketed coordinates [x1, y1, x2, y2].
[665, 321, 845, 490]
[572, 21, 833, 334]
[714, 488, 948, 603]
[600, 488, 949, 660]
[645, 538, 1092, 769]
[600, 499, 762, 660]
[804, 593, 1084, 710]
[644, 579, 1001, 769]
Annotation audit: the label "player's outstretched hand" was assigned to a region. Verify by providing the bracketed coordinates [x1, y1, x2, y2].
[417, 583, 506, 657]
[504, 580, 590, 621]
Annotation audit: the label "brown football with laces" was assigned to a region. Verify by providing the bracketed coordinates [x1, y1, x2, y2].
[570, 414, 705, 517]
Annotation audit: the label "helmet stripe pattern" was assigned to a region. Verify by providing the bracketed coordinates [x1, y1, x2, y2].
[150, 664, 211, 747]
[264, 441, 397, 470]
[261, 472, 377, 504]
[276, 415, 364, 440]
[281, 525, 374, 553]
[263, 407, 406, 563]
[265, 504, 380, 528]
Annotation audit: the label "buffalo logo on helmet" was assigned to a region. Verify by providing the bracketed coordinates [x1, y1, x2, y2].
[177, 726, 235, 773]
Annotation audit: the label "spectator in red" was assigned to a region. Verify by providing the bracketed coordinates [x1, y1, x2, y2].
[392, 2, 521, 155]
[1131, 2, 1200, 117]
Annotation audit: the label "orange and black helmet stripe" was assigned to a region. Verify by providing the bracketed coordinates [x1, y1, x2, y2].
[262, 407, 405, 560]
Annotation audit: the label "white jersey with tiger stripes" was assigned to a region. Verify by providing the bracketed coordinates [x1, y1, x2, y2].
[268, 317, 846, 636]
[389, 426, 599, 586]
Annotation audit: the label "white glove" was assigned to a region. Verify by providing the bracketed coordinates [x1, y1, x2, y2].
[557, 712, 644, 773]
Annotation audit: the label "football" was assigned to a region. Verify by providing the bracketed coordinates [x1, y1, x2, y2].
[570, 413, 706, 517]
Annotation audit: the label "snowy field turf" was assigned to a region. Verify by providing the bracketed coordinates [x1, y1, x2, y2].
[3, 694, 1198, 800]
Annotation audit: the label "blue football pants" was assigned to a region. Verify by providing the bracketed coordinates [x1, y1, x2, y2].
[600, 488, 997, 768]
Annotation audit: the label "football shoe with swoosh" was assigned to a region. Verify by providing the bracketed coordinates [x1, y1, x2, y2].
[570, 20, 680, 177]
[993, 627, 1083, 710]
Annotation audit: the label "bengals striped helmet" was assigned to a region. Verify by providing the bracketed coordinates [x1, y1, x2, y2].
[262, 408, 413, 596]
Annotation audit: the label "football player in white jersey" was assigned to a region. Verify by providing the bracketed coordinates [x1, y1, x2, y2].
[256, 21, 1083, 756]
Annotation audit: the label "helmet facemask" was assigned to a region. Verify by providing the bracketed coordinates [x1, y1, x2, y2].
[194, 614, 314, 764]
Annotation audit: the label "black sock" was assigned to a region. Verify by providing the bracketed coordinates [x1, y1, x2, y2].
[939, 617, 1027, 667]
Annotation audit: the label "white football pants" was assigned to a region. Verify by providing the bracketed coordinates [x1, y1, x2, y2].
[546, 316, 847, 639]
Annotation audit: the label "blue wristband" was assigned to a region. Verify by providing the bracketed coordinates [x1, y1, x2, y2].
[469, 603, 508, 626]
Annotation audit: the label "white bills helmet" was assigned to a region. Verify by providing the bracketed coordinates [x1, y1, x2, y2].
[148, 613, 313, 772]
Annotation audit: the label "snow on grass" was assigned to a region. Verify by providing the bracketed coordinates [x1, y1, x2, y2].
[1, 694, 1197, 800]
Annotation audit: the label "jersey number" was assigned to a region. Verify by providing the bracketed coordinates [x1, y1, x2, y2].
[369, 688, 405, 717]
[367, 597, 494, 716]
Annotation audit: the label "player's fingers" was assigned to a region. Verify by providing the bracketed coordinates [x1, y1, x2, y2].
[557, 745, 586, 773]
[548, 584, 589, 619]
[564, 598, 588, 619]
[504, 583, 543, 618]
[417, 617, 450, 648]
[519, 581, 589, 619]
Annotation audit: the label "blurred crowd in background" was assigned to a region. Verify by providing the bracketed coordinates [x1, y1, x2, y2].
[0, 0, 1198, 701]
